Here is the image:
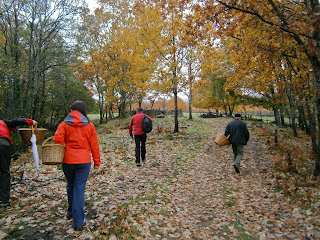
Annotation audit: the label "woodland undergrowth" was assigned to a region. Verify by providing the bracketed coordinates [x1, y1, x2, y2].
[252, 122, 320, 211]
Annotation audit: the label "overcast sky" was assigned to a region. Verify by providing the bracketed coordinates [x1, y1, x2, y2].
[86, 0, 99, 12]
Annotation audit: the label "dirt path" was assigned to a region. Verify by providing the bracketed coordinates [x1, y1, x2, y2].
[156, 119, 320, 240]
[0, 117, 319, 239]
[141, 118, 320, 239]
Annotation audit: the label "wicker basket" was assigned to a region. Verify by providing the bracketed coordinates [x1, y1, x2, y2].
[215, 134, 230, 147]
[41, 137, 65, 165]
[19, 126, 47, 145]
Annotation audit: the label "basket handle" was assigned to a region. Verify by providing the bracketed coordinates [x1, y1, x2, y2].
[226, 134, 230, 139]
[42, 136, 54, 147]
[29, 124, 37, 130]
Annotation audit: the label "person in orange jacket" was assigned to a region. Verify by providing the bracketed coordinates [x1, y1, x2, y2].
[0, 117, 37, 206]
[53, 100, 100, 231]
[129, 107, 153, 167]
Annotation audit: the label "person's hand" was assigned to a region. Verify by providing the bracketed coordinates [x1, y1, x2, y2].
[94, 164, 100, 169]
[130, 135, 133, 139]
[32, 120, 38, 126]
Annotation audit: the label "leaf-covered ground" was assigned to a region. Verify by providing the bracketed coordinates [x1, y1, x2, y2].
[0, 117, 319, 240]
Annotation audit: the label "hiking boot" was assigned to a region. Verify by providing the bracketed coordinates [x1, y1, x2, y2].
[74, 219, 86, 231]
[136, 163, 141, 167]
[233, 165, 240, 173]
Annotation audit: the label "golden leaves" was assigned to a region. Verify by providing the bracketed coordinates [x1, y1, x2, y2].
[1, 118, 320, 239]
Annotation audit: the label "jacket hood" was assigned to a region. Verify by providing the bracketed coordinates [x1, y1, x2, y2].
[64, 110, 89, 127]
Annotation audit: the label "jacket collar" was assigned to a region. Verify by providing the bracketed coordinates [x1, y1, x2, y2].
[64, 110, 89, 126]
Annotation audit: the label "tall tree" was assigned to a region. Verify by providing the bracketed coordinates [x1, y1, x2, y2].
[134, 0, 194, 132]
[0, 0, 83, 121]
[196, 0, 320, 175]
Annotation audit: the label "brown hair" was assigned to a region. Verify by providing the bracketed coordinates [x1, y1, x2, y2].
[136, 107, 143, 113]
[71, 101, 90, 121]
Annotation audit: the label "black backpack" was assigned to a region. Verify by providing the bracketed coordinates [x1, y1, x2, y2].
[142, 114, 152, 133]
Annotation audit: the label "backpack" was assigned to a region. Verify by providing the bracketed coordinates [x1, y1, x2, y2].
[142, 114, 152, 133]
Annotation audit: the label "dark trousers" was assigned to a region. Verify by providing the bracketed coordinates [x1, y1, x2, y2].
[0, 145, 11, 202]
[62, 163, 91, 228]
[231, 144, 244, 169]
[134, 134, 147, 164]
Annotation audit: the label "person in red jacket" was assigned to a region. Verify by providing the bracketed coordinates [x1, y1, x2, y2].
[0, 117, 37, 206]
[129, 107, 153, 167]
[53, 100, 100, 231]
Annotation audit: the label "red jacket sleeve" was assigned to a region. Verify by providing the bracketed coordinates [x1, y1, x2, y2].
[90, 124, 101, 167]
[53, 123, 66, 144]
[129, 117, 134, 136]
[25, 118, 34, 125]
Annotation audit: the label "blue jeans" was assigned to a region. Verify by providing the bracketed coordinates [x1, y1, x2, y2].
[62, 163, 91, 227]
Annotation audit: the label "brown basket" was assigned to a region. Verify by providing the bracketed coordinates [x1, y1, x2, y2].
[215, 134, 230, 147]
[41, 137, 65, 165]
[19, 126, 47, 145]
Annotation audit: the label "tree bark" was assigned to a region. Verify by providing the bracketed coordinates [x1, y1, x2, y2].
[283, 73, 298, 137]
[279, 104, 285, 126]
[188, 93, 193, 120]
[273, 106, 280, 126]
[174, 88, 179, 133]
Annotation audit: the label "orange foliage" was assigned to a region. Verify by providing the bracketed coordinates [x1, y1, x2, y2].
[131, 97, 188, 110]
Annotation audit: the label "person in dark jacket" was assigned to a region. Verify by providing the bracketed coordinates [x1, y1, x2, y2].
[225, 113, 249, 173]
[0, 118, 37, 206]
[129, 108, 153, 167]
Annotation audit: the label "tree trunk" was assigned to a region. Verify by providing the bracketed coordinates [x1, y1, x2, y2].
[118, 88, 127, 119]
[188, 60, 193, 120]
[297, 104, 309, 133]
[109, 104, 114, 119]
[306, 97, 317, 152]
[289, 103, 298, 137]
[105, 104, 108, 122]
[283, 73, 297, 137]
[188, 92, 193, 120]
[242, 105, 247, 119]
[273, 106, 280, 126]
[98, 92, 104, 124]
[174, 89, 179, 133]
[279, 104, 285, 126]
[314, 96, 320, 176]
[150, 99, 155, 110]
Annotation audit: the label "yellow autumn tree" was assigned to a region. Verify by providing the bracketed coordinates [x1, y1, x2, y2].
[193, 45, 242, 116]
[76, 8, 113, 123]
[77, 0, 157, 119]
[194, 0, 320, 175]
[133, 0, 195, 132]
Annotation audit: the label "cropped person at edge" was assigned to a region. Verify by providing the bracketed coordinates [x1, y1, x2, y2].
[0, 117, 37, 206]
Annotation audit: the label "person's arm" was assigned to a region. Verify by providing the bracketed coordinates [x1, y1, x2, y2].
[4, 118, 37, 128]
[90, 125, 101, 169]
[244, 124, 250, 142]
[129, 117, 134, 138]
[224, 123, 230, 137]
[53, 123, 66, 144]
